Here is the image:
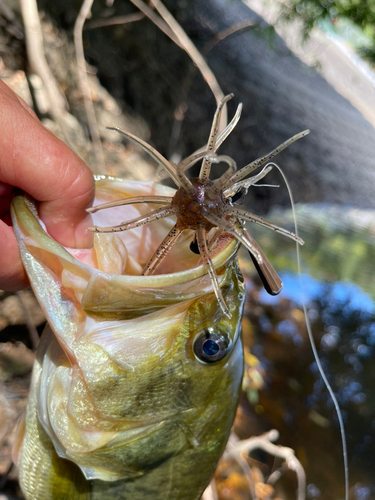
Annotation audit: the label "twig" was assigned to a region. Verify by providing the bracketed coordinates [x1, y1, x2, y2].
[202, 20, 256, 55]
[74, 0, 106, 172]
[167, 101, 187, 161]
[15, 291, 39, 350]
[236, 454, 258, 500]
[19, 0, 72, 146]
[128, 0, 182, 48]
[0, 0, 24, 39]
[201, 480, 219, 500]
[129, 0, 226, 130]
[84, 12, 144, 30]
[149, 0, 226, 127]
[225, 430, 306, 500]
[168, 20, 256, 158]
[267, 467, 284, 485]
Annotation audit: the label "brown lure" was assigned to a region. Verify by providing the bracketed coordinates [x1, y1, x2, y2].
[87, 94, 308, 317]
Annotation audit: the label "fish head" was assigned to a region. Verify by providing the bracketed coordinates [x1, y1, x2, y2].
[11, 176, 245, 499]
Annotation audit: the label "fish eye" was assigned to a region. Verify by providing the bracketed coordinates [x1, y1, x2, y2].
[194, 330, 229, 364]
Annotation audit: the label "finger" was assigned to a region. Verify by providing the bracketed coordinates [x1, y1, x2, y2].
[0, 80, 95, 249]
[0, 221, 29, 291]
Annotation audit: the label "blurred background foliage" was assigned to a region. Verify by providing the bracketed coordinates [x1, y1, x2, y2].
[281, 0, 375, 63]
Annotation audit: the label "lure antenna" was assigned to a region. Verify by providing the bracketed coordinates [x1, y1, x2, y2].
[107, 127, 181, 187]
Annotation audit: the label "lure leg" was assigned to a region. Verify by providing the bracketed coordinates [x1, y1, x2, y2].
[223, 206, 304, 244]
[87, 196, 172, 214]
[88, 206, 177, 233]
[196, 224, 231, 318]
[199, 94, 234, 182]
[224, 130, 310, 188]
[142, 223, 184, 275]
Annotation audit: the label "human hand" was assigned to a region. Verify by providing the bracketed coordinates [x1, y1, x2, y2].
[0, 80, 95, 291]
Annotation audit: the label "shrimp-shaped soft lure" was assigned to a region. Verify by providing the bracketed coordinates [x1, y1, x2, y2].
[88, 94, 308, 318]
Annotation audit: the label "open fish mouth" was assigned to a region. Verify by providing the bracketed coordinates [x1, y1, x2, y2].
[87, 175, 240, 287]
[11, 178, 240, 320]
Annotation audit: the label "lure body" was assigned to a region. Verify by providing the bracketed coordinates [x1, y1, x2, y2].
[11, 178, 245, 500]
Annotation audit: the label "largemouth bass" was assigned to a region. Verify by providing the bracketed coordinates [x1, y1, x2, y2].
[11, 177, 244, 500]
[11, 95, 306, 500]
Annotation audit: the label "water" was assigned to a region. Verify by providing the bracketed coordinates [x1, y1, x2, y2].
[241, 204, 375, 499]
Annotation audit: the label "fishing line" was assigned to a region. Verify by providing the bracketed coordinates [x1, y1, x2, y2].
[267, 161, 349, 500]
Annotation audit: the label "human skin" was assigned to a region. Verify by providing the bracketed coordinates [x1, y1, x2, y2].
[0, 80, 95, 291]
